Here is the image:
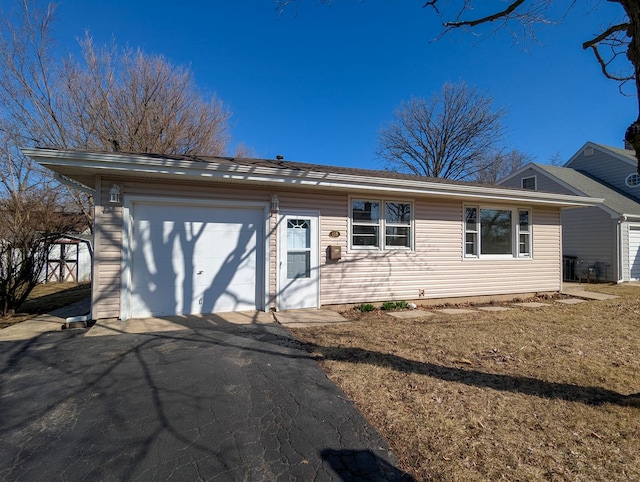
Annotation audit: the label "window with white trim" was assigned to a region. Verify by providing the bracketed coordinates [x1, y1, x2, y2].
[351, 199, 412, 249]
[521, 176, 536, 190]
[464, 206, 532, 258]
[626, 173, 640, 188]
[518, 209, 531, 257]
[352, 200, 380, 247]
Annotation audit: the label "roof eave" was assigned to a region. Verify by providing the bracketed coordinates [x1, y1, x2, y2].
[22, 148, 602, 208]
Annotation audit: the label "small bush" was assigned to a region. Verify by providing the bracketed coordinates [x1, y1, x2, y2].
[395, 300, 409, 310]
[381, 301, 397, 311]
[359, 303, 376, 312]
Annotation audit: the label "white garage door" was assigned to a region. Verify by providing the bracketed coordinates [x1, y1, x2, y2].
[630, 227, 640, 280]
[130, 203, 263, 318]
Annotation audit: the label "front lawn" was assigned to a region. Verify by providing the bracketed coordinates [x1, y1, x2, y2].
[290, 284, 640, 481]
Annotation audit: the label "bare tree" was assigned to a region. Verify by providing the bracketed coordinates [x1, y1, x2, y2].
[0, 139, 84, 316]
[278, 0, 640, 165]
[377, 82, 506, 181]
[424, 0, 640, 162]
[0, 0, 233, 311]
[59, 37, 230, 156]
[474, 149, 533, 184]
[0, 1, 232, 231]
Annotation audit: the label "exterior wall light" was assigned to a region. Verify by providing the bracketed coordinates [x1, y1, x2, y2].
[271, 194, 279, 214]
[109, 184, 121, 204]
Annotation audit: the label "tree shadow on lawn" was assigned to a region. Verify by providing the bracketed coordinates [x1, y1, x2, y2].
[304, 343, 640, 408]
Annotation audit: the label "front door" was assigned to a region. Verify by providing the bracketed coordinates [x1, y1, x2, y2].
[278, 213, 319, 310]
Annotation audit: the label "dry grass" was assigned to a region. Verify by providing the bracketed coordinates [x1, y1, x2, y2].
[290, 284, 640, 481]
[0, 282, 91, 328]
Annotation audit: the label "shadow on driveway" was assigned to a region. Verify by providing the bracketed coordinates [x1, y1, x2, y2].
[0, 321, 412, 480]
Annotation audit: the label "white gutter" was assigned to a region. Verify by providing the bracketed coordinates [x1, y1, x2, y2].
[24, 148, 603, 208]
[54, 172, 95, 195]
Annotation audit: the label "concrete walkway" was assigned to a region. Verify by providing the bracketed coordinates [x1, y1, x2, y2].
[0, 298, 90, 341]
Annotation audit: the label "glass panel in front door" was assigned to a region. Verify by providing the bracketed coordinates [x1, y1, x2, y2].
[287, 219, 311, 279]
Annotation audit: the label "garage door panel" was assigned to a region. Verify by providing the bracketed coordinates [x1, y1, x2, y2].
[130, 203, 263, 318]
[630, 228, 640, 280]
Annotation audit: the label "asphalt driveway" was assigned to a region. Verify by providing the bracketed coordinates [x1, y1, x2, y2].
[0, 320, 411, 481]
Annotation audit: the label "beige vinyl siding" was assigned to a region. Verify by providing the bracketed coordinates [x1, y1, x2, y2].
[561, 207, 616, 281]
[500, 171, 575, 195]
[93, 179, 123, 319]
[568, 149, 640, 201]
[319, 198, 562, 304]
[93, 178, 565, 318]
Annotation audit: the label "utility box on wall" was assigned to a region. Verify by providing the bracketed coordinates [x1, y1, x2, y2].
[328, 245, 341, 261]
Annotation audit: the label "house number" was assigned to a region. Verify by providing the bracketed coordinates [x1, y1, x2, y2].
[329, 231, 340, 238]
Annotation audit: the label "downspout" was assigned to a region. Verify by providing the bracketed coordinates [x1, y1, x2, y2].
[54, 173, 95, 326]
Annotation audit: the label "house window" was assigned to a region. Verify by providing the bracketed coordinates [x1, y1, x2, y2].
[351, 199, 412, 249]
[385, 202, 411, 248]
[352, 200, 379, 247]
[465, 207, 478, 256]
[518, 209, 531, 257]
[464, 206, 532, 258]
[480, 209, 512, 255]
[626, 173, 640, 188]
[521, 176, 536, 190]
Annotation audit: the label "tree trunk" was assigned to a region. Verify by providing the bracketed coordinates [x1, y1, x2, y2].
[621, 0, 640, 170]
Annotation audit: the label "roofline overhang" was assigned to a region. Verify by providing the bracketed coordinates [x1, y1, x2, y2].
[22, 148, 603, 208]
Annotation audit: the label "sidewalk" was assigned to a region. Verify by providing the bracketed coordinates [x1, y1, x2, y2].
[0, 298, 90, 341]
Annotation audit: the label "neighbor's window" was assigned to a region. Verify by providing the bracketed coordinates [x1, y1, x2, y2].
[464, 206, 532, 258]
[521, 176, 536, 190]
[626, 173, 640, 188]
[351, 199, 412, 250]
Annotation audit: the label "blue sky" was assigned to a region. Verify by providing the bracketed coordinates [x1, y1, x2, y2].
[52, 0, 632, 169]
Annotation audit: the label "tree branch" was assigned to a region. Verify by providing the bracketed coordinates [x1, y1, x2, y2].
[585, 42, 634, 82]
[582, 22, 630, 50]
[444, 0, 526, 28]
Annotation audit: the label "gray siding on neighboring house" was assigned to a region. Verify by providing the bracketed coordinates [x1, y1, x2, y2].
[561, 206, 617, 281]
[500, 169, 575, 195]
[568, 148, 640, 201]
[91, 178, 565, 319]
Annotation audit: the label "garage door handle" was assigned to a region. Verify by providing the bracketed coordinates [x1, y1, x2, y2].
[197, 270, 204, 275]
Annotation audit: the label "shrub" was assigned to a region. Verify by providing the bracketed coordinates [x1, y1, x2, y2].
[395, 300, 409, 310]
[359, 303, 376, 312]
[381, 301, 397, 310]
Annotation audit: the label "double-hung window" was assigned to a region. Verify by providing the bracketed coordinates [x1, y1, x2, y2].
[518, 209, 531, 257]
[464, 206, 531, 258]
[351, 199, 412, 250]
[352, 200, 380, 247]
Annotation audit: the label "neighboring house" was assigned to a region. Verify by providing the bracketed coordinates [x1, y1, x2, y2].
[498, 142, 640, 283]
[23, 148, 598, 321]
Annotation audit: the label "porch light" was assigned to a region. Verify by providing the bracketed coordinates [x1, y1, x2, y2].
[109, 184, 121, 204]
[271, 194, 280, 214]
